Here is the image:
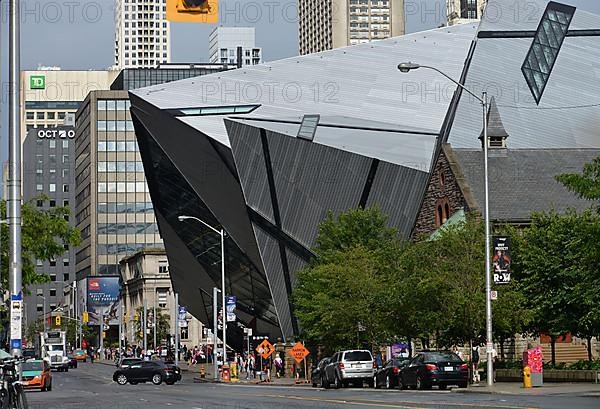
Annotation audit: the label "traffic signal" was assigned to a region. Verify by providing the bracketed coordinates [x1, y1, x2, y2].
[83, 311, 89, 323]
[167, 0, 218, 23]
[55, 316, 61, 327]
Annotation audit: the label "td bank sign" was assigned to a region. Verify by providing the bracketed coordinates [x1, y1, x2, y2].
[30, 75, 46, 89]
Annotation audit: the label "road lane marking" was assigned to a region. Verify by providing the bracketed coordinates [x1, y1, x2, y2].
[251, 394, 539, 409]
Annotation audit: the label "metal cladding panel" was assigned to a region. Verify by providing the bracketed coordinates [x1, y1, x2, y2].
[448, 34, 600, 149]
[225, 120, 275, 223]
[266, 130, 372, 249]
[129, 95, 280, 333]
[131, 23, 477, 147]
[233, 117, 439, 172]
[365, 162, 430, 238]
[479, 0, 600, 32]
[253, 224, 294, 340]
[285, 249, 307, 289]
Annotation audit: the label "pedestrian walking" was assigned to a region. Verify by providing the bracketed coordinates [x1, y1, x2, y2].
[471, 345, 480, 383]
[274, 355, 283, 378]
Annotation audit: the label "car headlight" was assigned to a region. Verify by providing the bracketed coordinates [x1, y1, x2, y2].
[33, 375, 40, 380]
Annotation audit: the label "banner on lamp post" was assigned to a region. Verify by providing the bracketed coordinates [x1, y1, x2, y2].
[492, 236, 511, 285]
[225, 296, 236, 322]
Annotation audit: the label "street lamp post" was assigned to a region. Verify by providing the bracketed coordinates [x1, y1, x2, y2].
[178, 215, 227, 375]
[398, 62, 494, 387]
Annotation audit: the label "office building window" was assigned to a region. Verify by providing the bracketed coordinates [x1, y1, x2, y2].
[36, 200, 43, 207]
[26, 112, 34, 120]
[63, 258, 69, 266]
[158, 290, 168, 308]
[37, 112, 45, 120]
[63, 200, 69, 207]
[50, 274, 56, 282]
[63, 184, 69, 193]
[47, 112, 56, 120]
[63, 273, 70, 282]
[62, 140, 69, 149]
[50, 259, 56, 267]
[49, 184, 56, 192]
[37, 304, 43, 312]
[49, 200, 56, 207]
[49, 289, 56, 297]
[36, 184, 43, 191]
[49, 140, 56, 149]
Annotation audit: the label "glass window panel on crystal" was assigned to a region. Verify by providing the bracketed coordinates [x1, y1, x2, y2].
[521, 2, 575, 104]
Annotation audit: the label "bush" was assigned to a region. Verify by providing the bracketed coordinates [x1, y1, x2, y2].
[567, 360, 600, 370]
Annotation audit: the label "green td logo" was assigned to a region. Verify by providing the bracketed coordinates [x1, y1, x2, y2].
[30, 75, 46, 89]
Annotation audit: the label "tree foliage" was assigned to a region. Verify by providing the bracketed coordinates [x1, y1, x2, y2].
[0, 198, 81, 290]
[133, 306, 171, 349]
[556, 156, 600, 205]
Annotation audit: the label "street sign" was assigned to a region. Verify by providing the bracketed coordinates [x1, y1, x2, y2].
[10, 294, 22, 350]
[491, 291, 498, 300]
[225, 296, 236, 322]
[256, 340, 275, 360]
[287, 342, 310, 364]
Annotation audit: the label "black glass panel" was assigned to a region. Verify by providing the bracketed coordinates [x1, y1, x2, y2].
[521, 2, 576, 104]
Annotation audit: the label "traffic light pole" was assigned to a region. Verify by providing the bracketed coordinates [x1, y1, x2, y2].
[213, 287, 219, 381]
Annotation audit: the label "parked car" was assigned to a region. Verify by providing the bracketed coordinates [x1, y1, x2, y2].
[73, 349, 87, 362]
[323, 350, 375, 389]
[113, 361, 181, 386]
[374, 358, 409, 389]
[400, 351, 468, 390]
[22, 360, 52, 392]
[117, 357, 142, 368]
[311, 357, 330, 388]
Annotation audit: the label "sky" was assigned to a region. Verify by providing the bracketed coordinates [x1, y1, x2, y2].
[1, 0, 600, 167]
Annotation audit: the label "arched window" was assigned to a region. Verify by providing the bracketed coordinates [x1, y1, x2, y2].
[436, 205, 444, 227]
[444, 203, 450, 223]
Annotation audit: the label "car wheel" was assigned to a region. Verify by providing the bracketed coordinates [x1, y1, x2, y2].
[152, 374, 162, 385]
[416, 375, 424, 390]
[385, 376, 391, 389]
[334, 375, 342, 389]
[116, 374, 128, 385]
[439, 384, 447, 390]
[373, 375, 379, 389]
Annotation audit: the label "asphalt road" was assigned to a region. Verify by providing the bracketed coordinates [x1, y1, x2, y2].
[24, 362, 600, 409]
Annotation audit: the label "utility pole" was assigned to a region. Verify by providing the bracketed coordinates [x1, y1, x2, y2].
[143, 301, 147, 354]
[8, 0, 23, 363]
[153, 292, 156, 350]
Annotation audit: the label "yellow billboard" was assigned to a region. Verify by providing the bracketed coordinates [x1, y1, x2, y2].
[167, 0, 218, 23]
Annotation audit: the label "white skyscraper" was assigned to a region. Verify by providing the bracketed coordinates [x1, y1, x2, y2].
[115, 0, 172, 69]
[208, 27, 262, 67]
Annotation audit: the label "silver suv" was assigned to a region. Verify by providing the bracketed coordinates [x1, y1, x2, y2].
[323, 350, 374, 388]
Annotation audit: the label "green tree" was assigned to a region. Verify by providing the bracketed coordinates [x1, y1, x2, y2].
[518, 210, 600, 364]
[556, 156, 600, 205]
[0, 197, 81, 290]
[293, 207, 404, 353]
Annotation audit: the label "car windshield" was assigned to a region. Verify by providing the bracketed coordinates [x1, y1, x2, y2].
[425, 352, 462, 363]
[344, 351, 372, 362]
[48, 345, 64, 352]
[22, 362, 42, 371]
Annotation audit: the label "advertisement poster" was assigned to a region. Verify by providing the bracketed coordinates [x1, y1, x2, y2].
[391, 342, 410, 359]
[492, 236, 511, 284]
[86, 276, 121, 326]
[226, 296, 236, 322]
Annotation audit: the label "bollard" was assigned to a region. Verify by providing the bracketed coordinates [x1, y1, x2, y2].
[523, 365, 532, 389]
[230, 362, 238, 382]
[200, 365, 205, 379]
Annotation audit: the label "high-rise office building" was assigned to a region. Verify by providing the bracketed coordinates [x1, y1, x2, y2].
[22, 126, 77, 332]
[114, 0, 171, 68]
[21, 69, 118, 141]
[447, 0, 487, 25]
[299, 0, 406, 55]
[208, 27, 262, 67]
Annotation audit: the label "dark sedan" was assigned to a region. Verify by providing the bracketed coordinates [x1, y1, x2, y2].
[400, 351, 468, 390]
[113, 361, 181, 386]
[311, 357, 330, 388]
[374, 358, 409, 389]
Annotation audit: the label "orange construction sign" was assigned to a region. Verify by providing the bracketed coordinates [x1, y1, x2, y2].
[167, 0, 218, 23]
[288, 342, 310, 364]
[255, 340, 275, 359]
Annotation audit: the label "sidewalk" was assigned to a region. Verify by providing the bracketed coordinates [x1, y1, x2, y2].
[455, 382, 600, 397]
[185, 363, 310, 386]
